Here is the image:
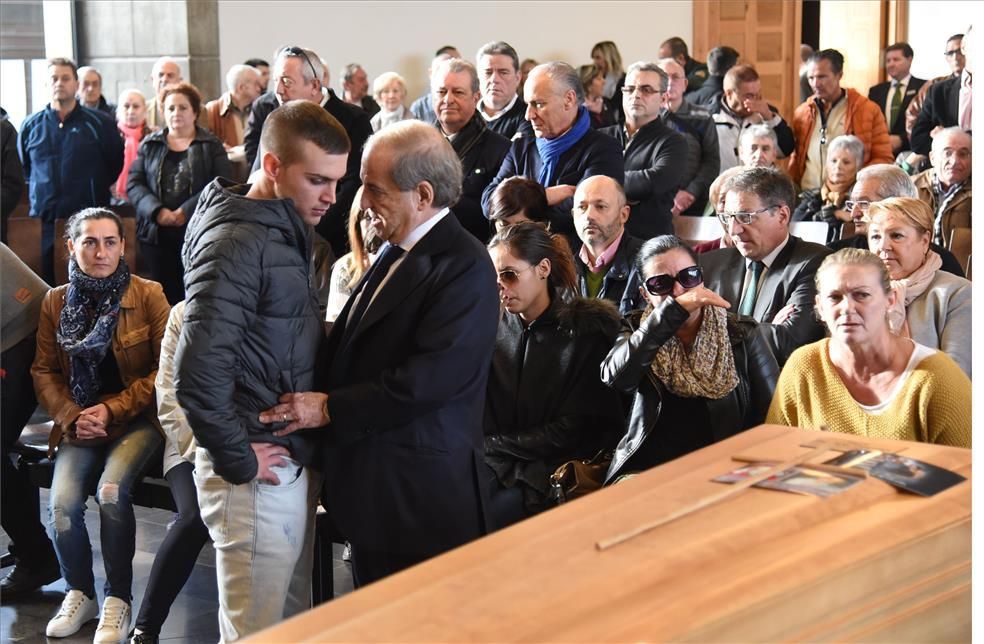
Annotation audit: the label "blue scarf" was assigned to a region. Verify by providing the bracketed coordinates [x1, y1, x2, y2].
[535, 106, 591, 185]
[57, 257, 130, 407]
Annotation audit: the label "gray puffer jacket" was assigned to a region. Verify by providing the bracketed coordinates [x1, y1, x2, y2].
[175, 178, 323, 484]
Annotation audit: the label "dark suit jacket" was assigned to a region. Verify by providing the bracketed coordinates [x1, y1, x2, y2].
[911, 75, 961, 155]
[482, 97, 531, 140]
[868, 76, 925, 150]
[244, 91, 373, 255]
[320, 212, 500, 558]
[699, 235, 831, 365]
[481, 128, 625, 235]
[600, 118, 688, 239]
[445, 115, 511, 242]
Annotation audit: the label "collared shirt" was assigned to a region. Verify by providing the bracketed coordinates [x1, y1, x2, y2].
[884, 74, 912, 123]
[479, 93, 518, 122]
[579, 230, 625, 274]
[351, 207, 451, 314]
[740, 233, 790, 305]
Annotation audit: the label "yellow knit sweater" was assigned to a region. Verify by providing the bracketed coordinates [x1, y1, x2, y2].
[766, 339, 971, 447]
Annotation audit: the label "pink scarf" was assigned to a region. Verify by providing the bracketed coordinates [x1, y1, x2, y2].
[115, 122, 149, 201]
[886, 251, 942, 337]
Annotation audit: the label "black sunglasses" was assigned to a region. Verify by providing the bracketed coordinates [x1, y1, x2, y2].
[282, 46, 319, 82]
[645, 265, 703, 296]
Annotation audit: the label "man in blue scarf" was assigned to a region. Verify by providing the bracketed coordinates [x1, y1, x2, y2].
[482, 62, 624, 236]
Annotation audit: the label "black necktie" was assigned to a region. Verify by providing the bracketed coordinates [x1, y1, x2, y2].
[342, 244, 405, 341]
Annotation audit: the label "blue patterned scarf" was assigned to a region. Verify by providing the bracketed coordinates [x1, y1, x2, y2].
[535, 106, 591, 185]
[57, 258, 130, 407]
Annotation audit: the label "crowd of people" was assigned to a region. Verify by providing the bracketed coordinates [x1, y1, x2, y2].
[0, 28, 973, 644]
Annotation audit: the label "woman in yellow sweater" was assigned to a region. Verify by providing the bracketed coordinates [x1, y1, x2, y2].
[766, 248, 970, 447]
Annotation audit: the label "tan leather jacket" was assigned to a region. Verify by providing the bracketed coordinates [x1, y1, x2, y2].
[31, 275, 170, 452]
[914, 168, 972, 274]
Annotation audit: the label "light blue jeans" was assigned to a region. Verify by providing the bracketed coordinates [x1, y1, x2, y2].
[194, 447, 319, 643]
[48, 417, 162, 601]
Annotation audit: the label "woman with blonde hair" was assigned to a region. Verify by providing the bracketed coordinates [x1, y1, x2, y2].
[325, 187, 383, 324]
[590, 41, 625, 104]
[866, 197, 971, 377]
[767, 247, 970, 446]
[114, 89, 150, 203]
[369, 72, 414, 132]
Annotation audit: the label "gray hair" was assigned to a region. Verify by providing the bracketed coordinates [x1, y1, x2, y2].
[828, 134, 865, 168]
[431, 58, 479, 94]
[276, 46, 323, 85]
[740, 124, 778, 150]
[77, 65, 101, 82]
[625, 61, 669, 92]
[931, 126, 971, 153]
[363, 121, 463, 208]
[226, 64, 259, 94]
[151, 56, 181, 78]
[854, 164, 917, 199]
[343, 63, 364, 82]
[531, 62, 584, 102]
[476, 41, 519, 71]
[723, 166, 796, 209]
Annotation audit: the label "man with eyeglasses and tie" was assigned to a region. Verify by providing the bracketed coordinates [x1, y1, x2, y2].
[243, 45, 372, 256]
[830, 163, 965, 277]
[868, 42, 925, 156]
[698, 167, 830, 365]
[600, 62, 687, 240]
[903, 34, 965, 166]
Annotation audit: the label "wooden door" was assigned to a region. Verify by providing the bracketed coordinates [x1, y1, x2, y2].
[692, 0, 803, 122]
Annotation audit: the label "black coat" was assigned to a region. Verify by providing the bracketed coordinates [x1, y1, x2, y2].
[868, 77, 925, 151]
[126, 125, 231, 244]
[244, 90, 373, 255]
[175, 179, 323, 484]
[1, 113, 24, 235]
[600, 118, 688, 239]
[699, 235, 831, 366]
[319, 213, 500, 558]
[911, 75, 960, 155]
[481, 127, 625, 235]
[484, 297, 624, 512]
[602, 302, 778, 482]
[482, 97, 530, 140]
[574, 233, 645, 314]
[663, 101, 719, 216]
[443, 113, 510, 242]
[791, 188, 847, 245]
[688, 75, 725, 109]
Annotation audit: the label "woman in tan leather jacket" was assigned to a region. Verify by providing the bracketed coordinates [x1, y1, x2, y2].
[31, 207, 169, 641]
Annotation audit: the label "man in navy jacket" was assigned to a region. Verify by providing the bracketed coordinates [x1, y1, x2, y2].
[18, 58, 123, 283]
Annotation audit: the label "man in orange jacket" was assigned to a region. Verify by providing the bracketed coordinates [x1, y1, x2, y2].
[789, 49, 893, 191]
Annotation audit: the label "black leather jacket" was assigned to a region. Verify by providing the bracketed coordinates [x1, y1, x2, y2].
[602, 299, 779, 483]
[484, 296, 625, 512]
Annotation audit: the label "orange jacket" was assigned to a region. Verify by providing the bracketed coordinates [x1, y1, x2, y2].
[788, 88, 893, 185]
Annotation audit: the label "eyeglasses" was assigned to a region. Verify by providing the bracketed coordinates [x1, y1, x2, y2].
[944, 49, 962, 58]
[497, 265, 537, 286]
[718, 205, 777, 226]
[645, 265, 703, 296]
[621, 84, 662, 97]
[844, 200, 871, 213]
[281, 46, 319, 83]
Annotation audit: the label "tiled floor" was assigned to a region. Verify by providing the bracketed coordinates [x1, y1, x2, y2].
[0, 489, 354, 643]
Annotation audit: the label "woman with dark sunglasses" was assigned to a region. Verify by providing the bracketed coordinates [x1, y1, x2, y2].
[483, 223, 625, 529]
[602, 235, 779, 482]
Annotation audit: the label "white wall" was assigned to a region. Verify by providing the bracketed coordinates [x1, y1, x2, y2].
[217, 1, 692, 99]
[907, 1, 970, 81]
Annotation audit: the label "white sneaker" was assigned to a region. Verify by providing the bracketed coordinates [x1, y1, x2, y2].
[45, 589, 98, 637]
[93, 596, 131, 644]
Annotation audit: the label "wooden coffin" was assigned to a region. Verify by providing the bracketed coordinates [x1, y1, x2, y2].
[251, 425, 972, 642]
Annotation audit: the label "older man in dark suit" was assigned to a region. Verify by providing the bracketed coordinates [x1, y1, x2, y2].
[699, 167, 830, 365]
[263, 121, 500, 587]
[432, 58, 510, 241]
[868, 42, 925, 155]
